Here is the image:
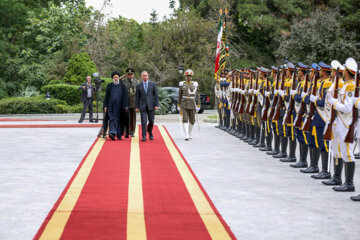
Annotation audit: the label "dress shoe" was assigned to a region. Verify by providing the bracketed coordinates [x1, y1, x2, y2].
[272, 152, 287, 158]
[90, 119, 95, 122]
[279, 156, 296, 163]
[125, 134, 129, 138]
[109, 134, 115, 140]
[300, 165, 319, 173]
[78, 119, 83, 123]
[149, 135, 154, 140]
[141, 137, 146, 142]
[259, 146, 272, 151]
[267, 150, 279, 155]
[131, 133, 135, 137]
[311, 171, 331, 179]
[350, 194, 360, 201]
[117, 135, 122, 140]
[290, 161, 308, 168]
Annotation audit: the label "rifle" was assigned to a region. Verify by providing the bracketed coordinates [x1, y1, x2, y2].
[230, 72, 235, 110]
[273, 68, 286, 121]
[245, 72, 254, 113]
[233, 71, 240, 112]
[268, 68, 280, 119]
[238, 72, 245, 113]
[302, 70, 320, 132]
[249, 72, 259, 116]
[261, 75, 270, 121]
[323, 67, 340, 141]
[283, 70, 297, 124]
[344, 64, 360, 143]
[294, 68, 310, 128]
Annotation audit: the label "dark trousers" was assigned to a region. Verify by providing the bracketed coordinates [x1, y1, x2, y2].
[80, 98, 93, 121]
[140, 106, 154, 137]
[125, 108, 136, 134]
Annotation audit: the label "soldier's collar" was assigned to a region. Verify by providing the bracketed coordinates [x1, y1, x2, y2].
[186, 80, 192, 84]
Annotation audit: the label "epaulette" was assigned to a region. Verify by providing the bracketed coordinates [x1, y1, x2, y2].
[179, 81, 184, 87]
[284, 80, 292, 88]
[345, 82, 355, 92]
[322, 81, 332, 89]
[339, 81, 344, 89]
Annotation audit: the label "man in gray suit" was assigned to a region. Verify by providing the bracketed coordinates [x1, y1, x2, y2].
[135, 71, 159, 141]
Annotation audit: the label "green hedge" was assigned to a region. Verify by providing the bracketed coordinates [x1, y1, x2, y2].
[0, 97, 69, 114]
[41, 84, 79, 105]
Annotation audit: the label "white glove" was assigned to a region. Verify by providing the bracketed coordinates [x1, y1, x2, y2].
[177, 106, 180, 112]
[265, 91, 270, 97]
[240, 89, 245, 94]
[352, 96, 360, 105]
[274, 89, 279, 95]
[290, 90, 296, 96]
[254, 90, 259, 95]
[301, 92, 306, 98]
[310, 94, 317, 103]
[327, 97, 336, 106]
[279, 90, 285, 97]
[250, 89, 254, 94]
[196, 107, 200, 112]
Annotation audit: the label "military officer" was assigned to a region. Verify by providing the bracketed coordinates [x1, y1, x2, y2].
[177, 69, 201, 140]
[327, 57, 357, 192]
[121, 68, 139, 137]
[214, 75, 223, 128]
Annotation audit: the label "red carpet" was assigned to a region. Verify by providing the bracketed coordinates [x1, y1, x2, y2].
[34, 125, 235, 240]
[0, 124, 102, 128]
[0, 118, 55, 121]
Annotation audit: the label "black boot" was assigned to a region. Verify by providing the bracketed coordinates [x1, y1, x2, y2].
[260, 130, 272, 151]
[312, 151, 331, 179]
[280, 138, 296, 162]
[333, 161, 355, 192]
[291, 143, 308, 168]
[273, 136, 288, 158]
[237, 122, 245, 139]
[300, 147, 320, 173]
[322, 158, 343, 185]
[215, 113, 223, 128]
[244, 125, 254, 142]
[249, 126, 260, 145]
[229, 119, 236, 134]
[254, 127, 266, 148]
[350, 194, 360, 201]
[267, 134, 280, 155]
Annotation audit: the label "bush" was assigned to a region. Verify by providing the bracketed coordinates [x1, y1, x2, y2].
[62, 52, 98, 85]
[155, 87, 171, 115]
[0, 96, 68, 114]
[41, 84, 79, 105]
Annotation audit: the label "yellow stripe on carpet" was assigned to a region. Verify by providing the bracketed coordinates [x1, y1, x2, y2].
[158, 125, 232, 240]
[39, 138, 105, 240]
[127, 125, 147, 240]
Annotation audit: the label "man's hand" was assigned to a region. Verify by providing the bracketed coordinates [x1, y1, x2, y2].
[136, 108, 139, 112]
[82, 86, 86, 89]
[155, 106, 159, 110]
[177, 106, 180, 112]
[104, 107, 107, 113]
[196, 107, 200, 113]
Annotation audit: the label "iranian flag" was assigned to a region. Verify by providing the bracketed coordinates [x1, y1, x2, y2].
[214, 18, 223, 76]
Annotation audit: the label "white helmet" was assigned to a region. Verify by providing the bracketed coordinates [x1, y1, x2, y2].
[184, 69, 194, 76]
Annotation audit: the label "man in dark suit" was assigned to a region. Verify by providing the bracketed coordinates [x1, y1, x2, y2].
[78, 76, 95, 123]
[135, 71, 159, 141]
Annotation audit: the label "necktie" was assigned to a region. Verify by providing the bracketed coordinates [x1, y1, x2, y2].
[144, 82, 148, 93]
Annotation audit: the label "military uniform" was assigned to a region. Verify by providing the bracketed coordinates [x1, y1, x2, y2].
[327, 57, 357, 193]
[122, 68, 139, 137]
[178, 69, 201, 140]
[214, 78, 222, 128]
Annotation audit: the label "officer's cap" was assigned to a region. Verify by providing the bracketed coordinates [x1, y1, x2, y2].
[184, 69, 194, 76]
[287, 62, 295, 71]
[319, 62, 332, 72]
[126, 68, 134, 74]
[260, 67, 270, 74]
[331, 60, 345, 72]
[271, 66, 278, 72]
[345, 57, 358, 75]
[298, 62, 308, 71]
[311, 63, 320, 71]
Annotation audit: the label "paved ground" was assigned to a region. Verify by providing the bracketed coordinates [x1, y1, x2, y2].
[1, 112, 359, 239]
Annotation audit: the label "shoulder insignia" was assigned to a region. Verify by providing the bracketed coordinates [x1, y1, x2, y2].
[322, 81, 332, 89]
[345, 82, 355, 92]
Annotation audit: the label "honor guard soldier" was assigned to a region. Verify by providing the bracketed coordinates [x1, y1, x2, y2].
[322, 60, 345, 186]
[266, 66, 281, 155]
[214, 75, 223, 128]
[279, 62, 297, 162]
[178, 69, 201, 140]
[326, 57, 357, 192]
[291, 62, 310, 168]
[122, 68, 139, 137]
[300, 63, 322, 174]
[309, 62, 332, 179]
[259, 67, 273, 152]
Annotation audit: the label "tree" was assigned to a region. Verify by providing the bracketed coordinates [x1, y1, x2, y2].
[62, 52, 98, 85]
[150, 9, 158, 26]
[276, 8, 360, 63]
[169, 0, 176, 9]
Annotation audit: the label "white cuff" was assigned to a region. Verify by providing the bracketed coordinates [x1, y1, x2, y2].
[290, 90, 296, 96]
